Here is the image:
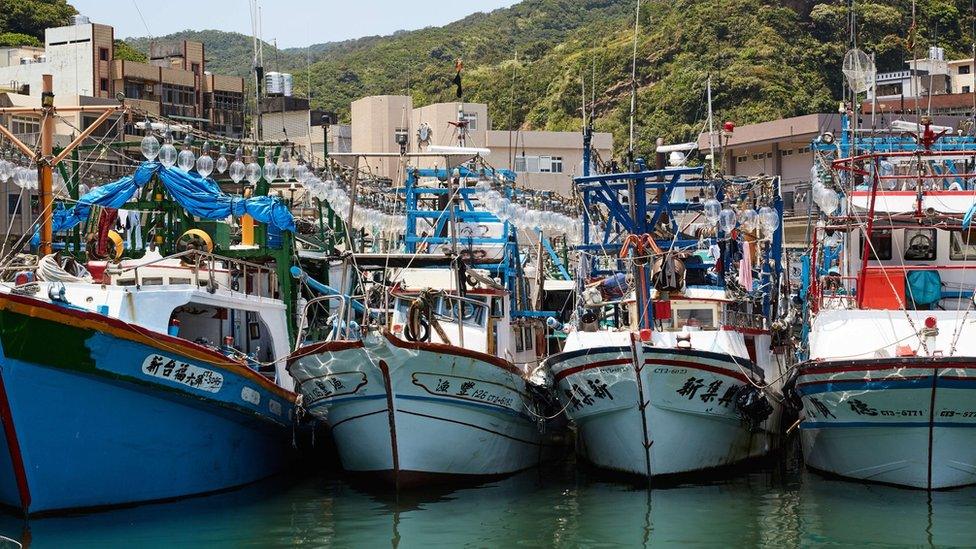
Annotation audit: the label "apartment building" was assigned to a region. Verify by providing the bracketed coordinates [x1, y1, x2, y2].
[0, 17, 245, 138]
[349, 95, 613, 195]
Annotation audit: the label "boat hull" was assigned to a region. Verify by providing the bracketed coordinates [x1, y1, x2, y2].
[546, 336, 779, 477]
[288, 334, 544, 486]
[0, 293, 296, 515]
[797, 357, 976, 489]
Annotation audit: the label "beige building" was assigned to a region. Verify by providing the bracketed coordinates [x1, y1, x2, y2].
[349, 95, 613, 195]
[947, 58, 975, 94]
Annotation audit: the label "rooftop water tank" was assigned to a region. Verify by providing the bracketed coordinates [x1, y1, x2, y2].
[72, 14, 90, 26]
[281, 73, 293, 97]
[929, 46, 944, 61]
[265, 71, 284, 96]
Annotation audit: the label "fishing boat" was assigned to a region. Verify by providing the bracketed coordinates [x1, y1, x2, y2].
[542, 134, 787, 478]
[0, 90, 304, 513]
[793, 112, 976, 489]
[288, 151, 570, 487]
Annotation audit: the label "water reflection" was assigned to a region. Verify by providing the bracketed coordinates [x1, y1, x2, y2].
[0, 456, 973, 548]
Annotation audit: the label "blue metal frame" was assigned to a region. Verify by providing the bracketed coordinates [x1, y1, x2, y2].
[574, 162, 784, 329]
[399, 166, 554, 318]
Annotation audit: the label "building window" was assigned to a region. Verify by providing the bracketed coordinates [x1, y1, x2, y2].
[765, 152, 773, 159]
[459, 111, 478, 131]
[798, 146, 812, 154]
[781, 149, 793, 156]
[7, 194, 20, 220]
[751, 154, 760, 160]
[191, 62, 200, 75]
[100, 78, 109, 92]
[514, 155, 562, 174]
[960, 65, 971, 75]
[735, 155, 748, 163]
[99, 47, 109, 61]
[10, 116, 38, 138]
[964, 86, 972, 94]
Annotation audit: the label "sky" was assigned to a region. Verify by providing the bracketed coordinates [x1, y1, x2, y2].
[70, 0, 520, 49]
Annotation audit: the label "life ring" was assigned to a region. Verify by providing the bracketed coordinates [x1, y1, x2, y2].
[177, 228, 215, 253]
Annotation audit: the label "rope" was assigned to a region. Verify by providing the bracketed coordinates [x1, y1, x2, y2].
[35, 253, 92, 283]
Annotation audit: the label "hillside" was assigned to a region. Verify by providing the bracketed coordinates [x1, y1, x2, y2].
[115, 0, 974, 156]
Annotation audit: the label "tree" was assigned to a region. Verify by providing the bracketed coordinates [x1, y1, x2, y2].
[0, 32, 41, 47]
[114, 39, 147, 62]
[0, 0, 76, 41]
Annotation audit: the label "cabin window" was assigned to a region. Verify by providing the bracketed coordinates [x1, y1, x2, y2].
[859, 229, 892, 260]
[950, 230, 976, 260]
[673, 307, 715, 329]
[436, 297, 487, 327]
[490, 297, 504, 318]
[904, 229, 936, 261]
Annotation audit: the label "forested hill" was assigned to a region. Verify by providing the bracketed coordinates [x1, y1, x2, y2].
[9, 0, 972, 156]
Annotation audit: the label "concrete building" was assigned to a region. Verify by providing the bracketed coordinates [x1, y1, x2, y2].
[260, 96, 350, 164]
[0, 18, 245, 138]
[869, 47, 951, 101]
[349, 95, 613, 194]
[948, 58, 975, 94]
[699, 113, 841, 212]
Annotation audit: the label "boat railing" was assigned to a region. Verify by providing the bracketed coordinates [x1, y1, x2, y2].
[106, 249, 279, 300]
[817, 275, 858, 310]
[722, 309, 768, 331]
[295, 293, 354, 348]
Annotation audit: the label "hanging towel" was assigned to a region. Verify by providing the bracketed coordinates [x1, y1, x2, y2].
[738, 240, 753, 290]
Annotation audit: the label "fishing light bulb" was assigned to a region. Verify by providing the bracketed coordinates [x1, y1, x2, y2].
[245, 161, 262, 185]
[817, 188, 840, 215]
[263, 159, 278, 183]
[158, 143, 177, 168]
[176, 136, 195, 172]
[739, 209, 758, 232]
[278, 150, 293, 181]
[295, 164, 309, 185]
[0, 161, 10, 182]
[141, 134, 160, 161]
[718, 208, 737, 233]
[196, 154, 214, 178]
[703, 198, 721, 224]
[216, 144, 229, 174]
[758, 206, 779, 233]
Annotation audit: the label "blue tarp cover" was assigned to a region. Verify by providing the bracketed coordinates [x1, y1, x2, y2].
[38, 161, 295, 242]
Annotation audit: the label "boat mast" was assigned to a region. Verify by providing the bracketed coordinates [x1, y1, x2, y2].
[707, 74, 715, 173]
[627, 0, 641, 168]
[0, 75, 123, 256]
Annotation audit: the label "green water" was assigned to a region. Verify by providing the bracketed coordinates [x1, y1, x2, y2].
[1, 454, 974, 548]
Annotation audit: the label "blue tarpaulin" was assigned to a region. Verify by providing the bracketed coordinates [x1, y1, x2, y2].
[36, 161, 295, 244]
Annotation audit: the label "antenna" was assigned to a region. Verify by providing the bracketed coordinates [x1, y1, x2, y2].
[628, 0, 641, 165]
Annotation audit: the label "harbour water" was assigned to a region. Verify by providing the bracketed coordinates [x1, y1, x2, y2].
[1, 447, 973, 548]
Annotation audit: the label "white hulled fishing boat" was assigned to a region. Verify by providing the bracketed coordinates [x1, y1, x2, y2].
[793, 111, 976, 489]
[543, 135, 788, 478]
[288, 148, 571, 486]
